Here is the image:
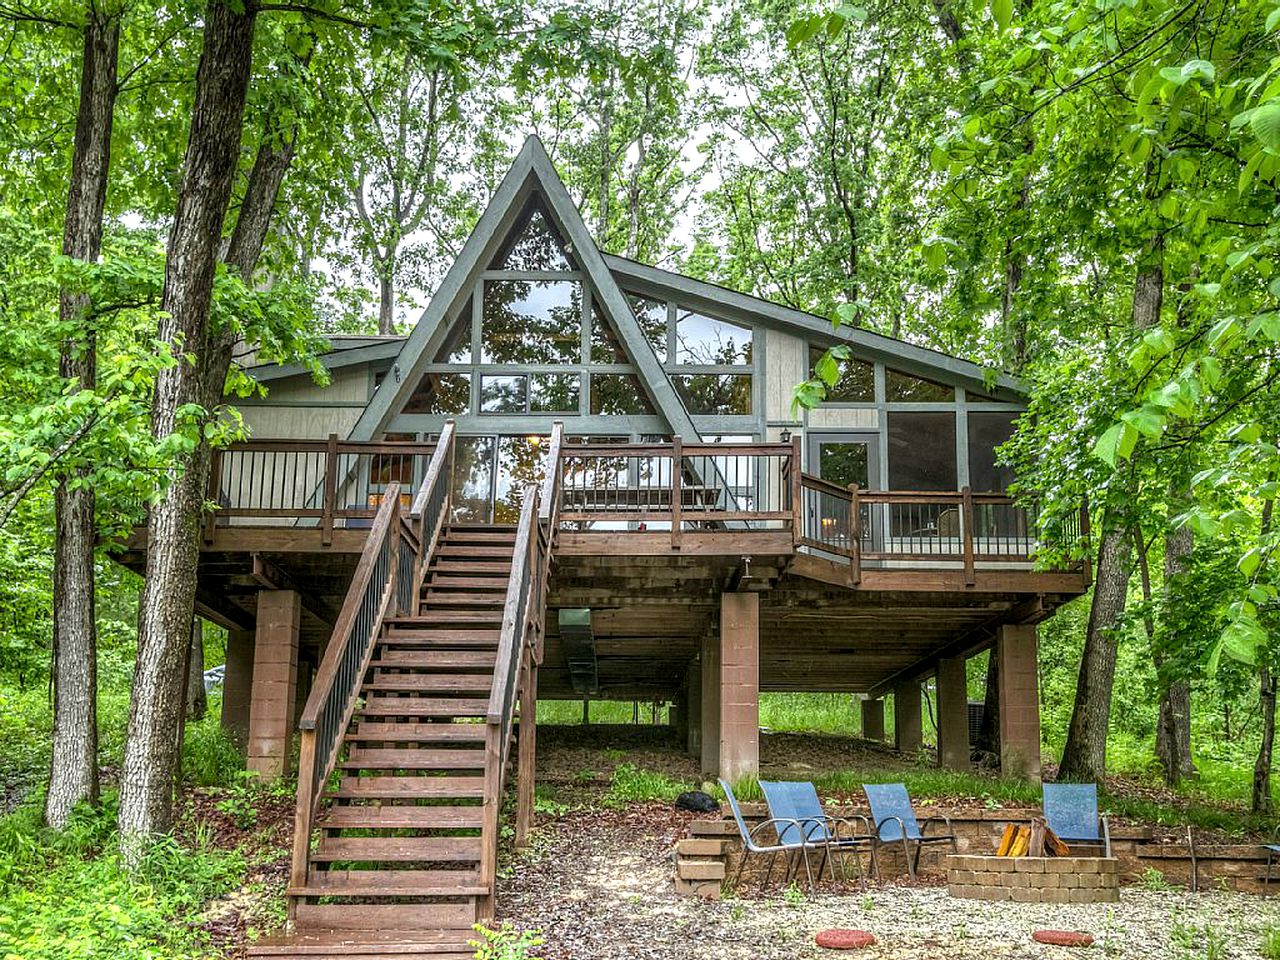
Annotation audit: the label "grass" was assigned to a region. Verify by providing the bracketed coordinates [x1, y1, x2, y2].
[1261, 926, 1280, 960]
[602, 763, 690, 807]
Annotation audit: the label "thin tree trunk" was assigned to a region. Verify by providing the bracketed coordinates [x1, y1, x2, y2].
[1057, 528, 1132, 782]
[1155, 510, 1197, 783]
[186, 619, 207, 720]
[1254, 497, 1276, 813]
[118, 0, 256, 861]
[45, 8, 119, 829]
[378, 269, 395, 334]
[976, 651, 999, 764]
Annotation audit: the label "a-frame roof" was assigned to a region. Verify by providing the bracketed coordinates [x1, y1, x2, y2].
[348, 136, 702, 442]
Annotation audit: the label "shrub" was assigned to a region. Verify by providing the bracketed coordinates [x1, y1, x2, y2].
[1261, 926, 1280, 960]
[471, 922, 543, 960]
[182, 716, 244, 787]
[602, 763, 687, 806]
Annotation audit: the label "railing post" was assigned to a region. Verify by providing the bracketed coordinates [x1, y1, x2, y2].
[961, 485, 976, 586]
[848, 483, 862, 587]
[1079, 495, 1092, 586]
[790, 434, 803, 545]
[670, 437, 683, 549]
[321, 433, 338, 546]
[289, 728, 317, 927]
[204, 448, 223, 544]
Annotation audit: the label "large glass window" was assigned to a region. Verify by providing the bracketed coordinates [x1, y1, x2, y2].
[404, 372, 470, 414]
[489, 205, 574, 271]
[628, 294, 667, 361]
[886, 368, 954, 402]
[888, 412, 957, 489]
[481, 280, 582, 364]
[480, 375, 527, 413]
[590, 303, 626, 363]
[809, 346, 874, 402]
[673, 374, 752, 415]
[968, 412, 1019, 492]
[494, 436, 547, 523]
[435, 298, 472, 363]
[451, 436, 495, 523]
[530, 373, 580, 413]
[674, 308, 751, 365]
[590, 374, 654, 415]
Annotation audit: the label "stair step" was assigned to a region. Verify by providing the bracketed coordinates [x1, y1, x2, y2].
[377, 633, 499, 650]
[294, 901, 477, 931]
[319, 805, 484, 829]
[364, 675, 494, 693]
[289, 883, 488, 898]
[372, 651, 497, 669]
[443, 531, 517, 543]
[339, 748, 486, 771]
[423, 576, 509, 590]
[419, 593, 506, 606]
[360, 697, 489, 718]
[411, 609, 504, 624]
[332, 776, 486, 799]
[348, 723, 487, 744]
[437, 543, 518, 557]
[249, 929, 477, 957]
[312, 836, 483, 863]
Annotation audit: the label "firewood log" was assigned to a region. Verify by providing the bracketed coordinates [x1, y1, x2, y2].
[1008, 825, 1031, 857]
[996, 822, 1017, 856]
[1028, 817, 1046, 857]
[1044, 825, 1070, 857]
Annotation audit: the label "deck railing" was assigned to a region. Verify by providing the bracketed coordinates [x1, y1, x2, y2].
[287, 429, 456, 920]
[205, 436, 437, 545]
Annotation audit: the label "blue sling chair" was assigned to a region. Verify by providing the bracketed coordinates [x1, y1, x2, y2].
[863, 782, 958, 878]
[759, 780, 873, 889]
[1042, 782, 1112, 857]
[719, 779, 814, 892]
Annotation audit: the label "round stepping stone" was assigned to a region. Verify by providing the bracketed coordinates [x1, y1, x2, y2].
[815, 929, 877, 949]
[1033, 930, 1095, 948]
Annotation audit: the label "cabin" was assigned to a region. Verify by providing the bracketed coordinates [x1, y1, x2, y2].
[122, 136, 1088, 955]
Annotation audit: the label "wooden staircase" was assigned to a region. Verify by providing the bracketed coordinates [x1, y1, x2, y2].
[251, 422, 556, 960]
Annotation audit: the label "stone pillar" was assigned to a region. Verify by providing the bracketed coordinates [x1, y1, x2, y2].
[860, 697, 885, 742]
[997, 623, 1042, 783]
[247, 590, 301, 779]
[700, 633, 720, 778]
[220, 629, 253, 748]
[686, 659, 702, 758]
[936, 656, 970, 770]
[893, 679, 922, 754]
[718, 592, 760, 785]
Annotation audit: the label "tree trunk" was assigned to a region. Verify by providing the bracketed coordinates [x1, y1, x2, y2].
[1256, 668, 1276, 814]
[45, 9, 119, 829]
[1155, 510, 1197, 783]
[1057, 527, 1132, 782]
[378, 269, 395, 334]
[186, 619, 206, 720]
[118, 0, 256, 861]
[975, 650, 999, 764]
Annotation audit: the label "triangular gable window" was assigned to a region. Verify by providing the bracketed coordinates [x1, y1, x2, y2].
[885, 367, 954, 402]
[489, 201, 575, 271]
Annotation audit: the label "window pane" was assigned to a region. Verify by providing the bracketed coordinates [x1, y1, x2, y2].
[628, 294, 667, 361]
[451, 436, 494, 523]
[673, 374, 752, 415]
[675, 309, 751, 365]
[590, 303, 626, 363]
[968, 412, 1019, 492]
[530, 373, 580, 413]
[482, 280, 582, 364]
[888, 412, 957, 489]
[403, 373, 471, 414]
[818, 441, 870, 488]
[885, 368, 954, 402]
[809, 346, 874, 402]
[435, 297, 472, 363]
[590, 374, 654, 415]
[489, 205, 573, 271]
[495, 435, 547, 524]
[480, 375, 527, 413]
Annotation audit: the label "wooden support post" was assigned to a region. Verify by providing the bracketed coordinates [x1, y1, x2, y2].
[718, 592, 760, 784]
[686, 659, 702, 758]
[789, 433, 803, 545]
[220, 629, 253, 749]
[893, 678, 923, 755]
[515, 656, 537, 849]
[321, 433, 338, 547]
[849, 483, 862, 586]
[997, 623, 1042, 783]
[670, 437, 682, 550]
[961, 485, 976, 586]
[204, 448, 222, 544]
[937, 656, 970, 771]
[247, 590, 301, 780]
[860, 697, 885, 742]
[699, 633, 720, 778]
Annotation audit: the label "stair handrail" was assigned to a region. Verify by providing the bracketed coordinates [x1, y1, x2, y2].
[289, 485, 404, 902]
[537, 420, 564, 530]
[410, 418, 456, 589]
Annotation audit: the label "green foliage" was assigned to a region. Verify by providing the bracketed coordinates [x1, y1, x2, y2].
[470, 921, 544, 960]
[782, 881, 805, 907]
[1260, 926, 1280, 960]
[602, 763, 688, 807]
[181, 713, 246, 789]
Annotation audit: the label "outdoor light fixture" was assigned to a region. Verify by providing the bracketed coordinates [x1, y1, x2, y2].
[779, 428, 792, 442]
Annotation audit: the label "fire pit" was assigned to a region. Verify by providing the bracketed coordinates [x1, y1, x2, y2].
[945, 854, 1120, 903]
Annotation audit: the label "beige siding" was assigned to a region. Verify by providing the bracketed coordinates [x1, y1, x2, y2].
[764, 329, 806, 422]
[806, 407, 879, 429]
[235, 367, 370, 441]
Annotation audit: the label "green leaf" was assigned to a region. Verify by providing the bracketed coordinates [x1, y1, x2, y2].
[1268, 5, 1280, 32]
[1239, 548, 1263, 578]
[1250, 102, 1280, 149]
[991, 0, 1013, 31]
[1220, 618, 1263, 667]
[1121, 406, 1165, 438]
[1093, 422, 1138, 466]
[1180, 59, 1216, 83]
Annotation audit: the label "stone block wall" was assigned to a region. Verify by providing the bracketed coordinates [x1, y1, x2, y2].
[946, 854, 1120, 903]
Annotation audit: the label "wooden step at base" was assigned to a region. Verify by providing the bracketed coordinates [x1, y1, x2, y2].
[371, 651, 496, 669]
[331, 776, 486, 800]
[339, 748, 487, 771]
[364, 675, 493, 694]
[294, 901, 477, 931]
[305, 869, 483, 891]
[347, 722, 486, 744]
[360, 697, 489, 718]
[319, 805, 483, 830]
[248, 929, 476, 958]
[311, 836, 482, 864]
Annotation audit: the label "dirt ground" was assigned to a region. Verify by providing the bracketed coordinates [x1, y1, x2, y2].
[496, 799, 1280, 960]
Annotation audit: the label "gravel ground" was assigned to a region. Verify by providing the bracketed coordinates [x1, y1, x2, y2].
[497, 802, 1280, 959]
